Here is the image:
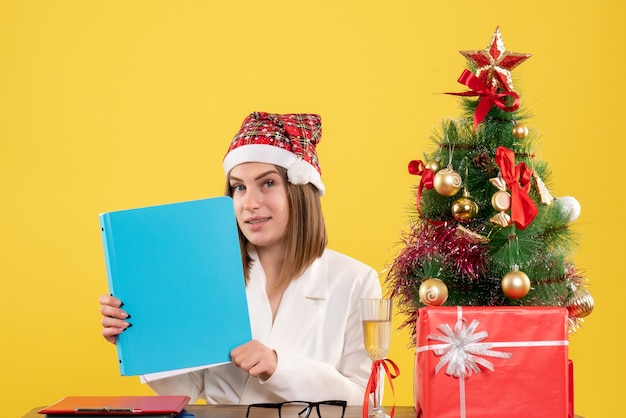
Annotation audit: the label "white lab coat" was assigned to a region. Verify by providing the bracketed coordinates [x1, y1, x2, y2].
[147, 247, 382, 405]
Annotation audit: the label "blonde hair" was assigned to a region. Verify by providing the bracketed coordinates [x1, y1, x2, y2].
[226, 166, 327, 288]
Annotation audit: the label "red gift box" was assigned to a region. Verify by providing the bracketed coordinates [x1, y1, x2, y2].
[568, 359, 574, 418]
[415, 306, 569, 418]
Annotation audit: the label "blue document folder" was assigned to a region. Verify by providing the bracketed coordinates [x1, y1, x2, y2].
[99, 196, 252, 376]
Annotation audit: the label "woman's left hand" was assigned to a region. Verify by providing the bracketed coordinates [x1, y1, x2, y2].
[230, 339, 278, 381]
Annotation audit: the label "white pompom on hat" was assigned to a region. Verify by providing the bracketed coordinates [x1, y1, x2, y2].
[223, 112, 325, 195]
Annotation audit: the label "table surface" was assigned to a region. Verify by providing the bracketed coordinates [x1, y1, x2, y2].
[23, 404, 584, 418]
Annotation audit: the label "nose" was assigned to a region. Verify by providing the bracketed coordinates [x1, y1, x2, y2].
[241, 187, 261, 211]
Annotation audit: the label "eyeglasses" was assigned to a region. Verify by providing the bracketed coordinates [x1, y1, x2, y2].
[246, 400, 347, 418]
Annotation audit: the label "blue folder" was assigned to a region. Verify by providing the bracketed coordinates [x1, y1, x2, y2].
[99, 196, 251, 376]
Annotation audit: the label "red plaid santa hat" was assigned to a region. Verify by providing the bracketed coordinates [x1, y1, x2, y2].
[223, 112, 325, 195]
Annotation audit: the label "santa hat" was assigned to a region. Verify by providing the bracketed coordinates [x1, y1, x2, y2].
[223, 112, 325, 195]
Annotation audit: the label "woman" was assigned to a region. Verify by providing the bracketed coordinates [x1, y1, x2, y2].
[99, 112, 382, 405]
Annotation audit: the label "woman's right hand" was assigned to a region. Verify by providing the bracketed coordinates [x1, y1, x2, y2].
[99, 294, 131, 344]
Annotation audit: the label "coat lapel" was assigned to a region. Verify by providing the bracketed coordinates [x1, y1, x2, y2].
[267, 253, 329, 346]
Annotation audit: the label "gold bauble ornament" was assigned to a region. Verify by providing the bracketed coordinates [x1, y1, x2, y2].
[512, 123, 529, 139]
[425, 160, 441, 174]
[452, 190, 479, 222]
[419, 278, 449, 306]
[501, 267, 531, 299]
[566, 287, 594, 318]
[433, 167, 462, 196]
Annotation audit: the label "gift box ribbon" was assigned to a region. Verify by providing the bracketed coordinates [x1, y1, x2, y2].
[416, 306, 568, 418]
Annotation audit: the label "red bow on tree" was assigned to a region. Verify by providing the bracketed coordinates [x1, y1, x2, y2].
[408, 160, 434, 214]
[446, 69, 520, 131]
[495, 146, 538, 229]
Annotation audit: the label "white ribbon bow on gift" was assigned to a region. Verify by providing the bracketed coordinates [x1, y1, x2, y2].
[427, 318, 512, 378]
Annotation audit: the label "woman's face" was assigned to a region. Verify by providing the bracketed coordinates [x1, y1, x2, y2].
[229, 162, 290, 252]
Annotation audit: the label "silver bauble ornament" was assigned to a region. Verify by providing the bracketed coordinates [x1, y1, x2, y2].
[556, 196, 581, 222]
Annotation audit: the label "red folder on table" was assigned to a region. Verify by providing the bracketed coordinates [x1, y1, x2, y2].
[38, 396, 190, 417]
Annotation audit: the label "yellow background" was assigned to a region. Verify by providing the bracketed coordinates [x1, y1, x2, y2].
[1, 1, 623, 417]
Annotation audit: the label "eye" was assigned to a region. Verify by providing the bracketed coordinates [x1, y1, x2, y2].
[262, 179, 275, 188]
[231, 184, 245, 193]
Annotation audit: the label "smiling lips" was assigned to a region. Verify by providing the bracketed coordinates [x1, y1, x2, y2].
[245, 217, 271, 230]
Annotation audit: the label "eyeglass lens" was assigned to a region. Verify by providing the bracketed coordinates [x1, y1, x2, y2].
[247, 402, 345, 418]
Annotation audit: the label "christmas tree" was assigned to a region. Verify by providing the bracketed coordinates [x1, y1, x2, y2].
[387, 27, 593, 344]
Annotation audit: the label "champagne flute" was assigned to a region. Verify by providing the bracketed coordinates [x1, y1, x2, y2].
[361, 298, 392, 418]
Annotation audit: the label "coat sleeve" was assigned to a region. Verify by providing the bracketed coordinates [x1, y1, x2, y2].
[260, 265, 382, 405]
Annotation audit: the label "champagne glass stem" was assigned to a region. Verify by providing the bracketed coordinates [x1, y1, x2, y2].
[372, 361, 384, 418]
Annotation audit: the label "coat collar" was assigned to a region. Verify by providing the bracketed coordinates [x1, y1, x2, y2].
[247, 245, 329, 300]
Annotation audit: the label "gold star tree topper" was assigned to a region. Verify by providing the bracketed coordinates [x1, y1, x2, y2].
[460, 26, 532, 92]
